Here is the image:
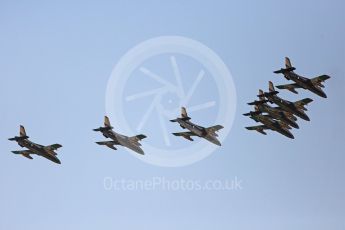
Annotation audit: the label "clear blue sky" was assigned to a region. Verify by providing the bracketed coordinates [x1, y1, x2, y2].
[0, 0, 344, 229]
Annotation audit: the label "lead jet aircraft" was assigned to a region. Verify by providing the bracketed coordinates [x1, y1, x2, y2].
[245, 112, 294, 139]
[244, 92, 299, 129]
[93, 116, 147, 155]
[274, 57, 330, 98]
[259, 81, 313, 121]
[170, 107, 223, 146]
[9, 125, 62, 164]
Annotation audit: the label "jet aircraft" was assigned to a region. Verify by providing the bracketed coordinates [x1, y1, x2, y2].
[9, 125, 62, 164]
[274, 57, 330, 98]
[170, 107, 223, 146]
[245, 112, 294, 139]
[93, 116, 147, 155]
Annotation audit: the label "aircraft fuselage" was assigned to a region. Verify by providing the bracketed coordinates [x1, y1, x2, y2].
[284, 72, 327, 98]
[100, 129, 144, 154]
[258, 103, 299, 129]
[251, 114, 294, 139]
[266, 94, 310, 121]
[174, 118, 221, 146]
[175, 119, 206, 137]
[16, 139, 61, 164]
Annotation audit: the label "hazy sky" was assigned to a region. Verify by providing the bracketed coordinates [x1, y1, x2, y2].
[0, 0, 344, 229]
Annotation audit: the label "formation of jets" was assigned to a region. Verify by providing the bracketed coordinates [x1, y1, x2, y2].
[8, 107, 223, 164]
[7, 56, 331, 163]
[244, 57, 330, 139]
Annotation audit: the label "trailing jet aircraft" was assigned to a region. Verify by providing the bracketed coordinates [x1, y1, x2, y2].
[258, 81, 313, 121]
[245, 112, 294, 139]
[274, 57, 330, 98]
[93, 116, 147, 155]
[244, 93, 299, 129]
[9, 125, 62, 164]
[170, 107, 223, 146]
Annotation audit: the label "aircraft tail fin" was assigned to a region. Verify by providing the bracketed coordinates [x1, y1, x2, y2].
[8, 125, 29, 141]
[256, 87, 278, 98]
[269, 81, 276, 92]
[104, 116, 111, 127]
[285, 57, 293, 68]
[173, 107, 191, 120]
[248, 92, 268, 105]
[93, 116, 113, 131]
[20, 125, 26, 137]
[181, 107, 189, 118]
[255, 89, 266, 99]
[268, 81, 280, 95]
[273, 57, 296, 74]
[258, 90, 266, 100]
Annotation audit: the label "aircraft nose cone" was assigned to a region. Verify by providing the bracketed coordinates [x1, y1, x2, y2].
[52, 157, 61, 164]
[214, 140, 222, 146]
[286, 132, 295, 139]
[137, 150, 145, 155]
[317, 91, 327, 98]
[292, 122, 299, 129]
[302, 114, 310, 121]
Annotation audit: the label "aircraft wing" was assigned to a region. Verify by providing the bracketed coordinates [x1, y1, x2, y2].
[205, 125, 224, 136]
[294, 98, 313, 111]
[129, 134, 147, 144]
[311, 75, 330, 84]
[271, 107, 298, 121]
[12, 150, 34, 160]
[172, 131, 197, 141]
[280, 110, 297, 121]
[96, 141, 118, 150]
[245, 125, 268, 135]
[44, 144, 62, 151]
[276, 120, 292, 130]
[276, 83, 302, 94]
